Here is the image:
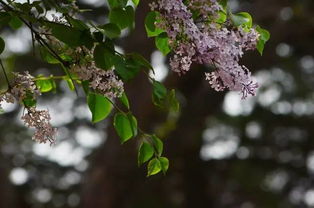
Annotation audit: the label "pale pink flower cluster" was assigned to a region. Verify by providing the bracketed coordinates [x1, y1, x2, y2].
[152, 0, 260, 99]
[72, 62, 124, 99]
[21, 107, 57, 145]
[10, 71, 40, 102]
[0, 72, 57, 144]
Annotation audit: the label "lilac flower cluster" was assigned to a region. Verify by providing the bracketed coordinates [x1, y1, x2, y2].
[10, 71, 41, 102]
[71, 47, 124, 99]
[21, 107, 57, 145]
[0, 72, 57, 144]
[152, 0, 260, 98]
[72, 62, 124, 99]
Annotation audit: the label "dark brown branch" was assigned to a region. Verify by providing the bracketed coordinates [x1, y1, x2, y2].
[0, 59, 10, 88]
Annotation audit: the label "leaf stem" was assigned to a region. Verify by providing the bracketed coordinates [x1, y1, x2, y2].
[106, 97, 127, 116]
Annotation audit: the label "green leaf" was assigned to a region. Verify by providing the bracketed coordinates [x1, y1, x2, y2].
[159, 157, 169, 174]
[230, 12, 252, 28]
[101, 23, 121, 39]
[107, 0, 128, 8]
[23, 98, 37, 107]
[114, 113, 137, 143]
[125, 6, 135, 28]
[87, 93, 113, 123]
[82, 80, 90, 95]
[147, 158, 161, 176]
[152, 86, 180, 112]
[79, 29, 94, 49]
[104, 38, 115, 51]
[145, 11, 164, 37]
[60, 53, 72, 62]
[153, 81, 167, 99]
[168, 89, 180, 112]
[109, 8, 128, 30]
[15, 2, 31, 13]
[155, 33, 171, 55]
[40, 47, 59, 64]
[49, 23, 82, 47]
[36, 78, 54, 93]
[47, 22, 94, 48]
[256, 25, 270, 55]
[35, 4, 44, 14]
[119, 92, 130, 109]
[0, 37, 5, 54]
[93, 43, 115, 70]
[109, 7, 134, 29]
[216, 11, 227, 24]
[9, 16, 23, 30]
[138, 141, 154, 166]
[132, 0, 140, 6]
[23, 93, 36, 107]
[127, 113, 138, 137]
[151, 135, 163, 156]
[114, 55, 140, 81]
[113, 56, 129, 80]
[152, 80, 167, 106]
[93, 31, 104, 42]
[20, 14, 37, 23]
[67, 17, 89, 30]
[0, 12, 12, 25]
[129, 53, 154, 72]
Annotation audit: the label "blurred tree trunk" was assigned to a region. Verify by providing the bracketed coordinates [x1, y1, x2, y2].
[80, 1, 225, 207]
[81, 0, 314, 207]
[0, 158, 14, 208]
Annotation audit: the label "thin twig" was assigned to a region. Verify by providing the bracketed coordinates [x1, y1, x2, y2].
[0, 0, 79, 95]
[0, 59, 10, 88]
[34, 75, 76, 81]
[27, 0, 35, 56]
[106, 97, 128, 115]
[0, 0, 69, 66]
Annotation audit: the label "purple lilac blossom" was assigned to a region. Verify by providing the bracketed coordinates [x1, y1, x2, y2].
[153, 0, 260, 99]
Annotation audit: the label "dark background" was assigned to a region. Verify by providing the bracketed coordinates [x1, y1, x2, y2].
[1, 0, 314, 207]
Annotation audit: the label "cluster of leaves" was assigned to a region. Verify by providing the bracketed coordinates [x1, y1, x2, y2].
[0, 0, 180, 176]
[228, 12, 270, 55]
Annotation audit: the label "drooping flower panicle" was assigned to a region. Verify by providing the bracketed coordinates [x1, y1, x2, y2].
[21, 107, 57, 145]
[152, 0, 260, 99]
[0, 72, 57, 144]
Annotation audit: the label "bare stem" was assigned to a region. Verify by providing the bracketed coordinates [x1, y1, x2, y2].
[0, 0, 79, 95]
[0, 59, 10, 88]
[0, 1, 67, 65]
